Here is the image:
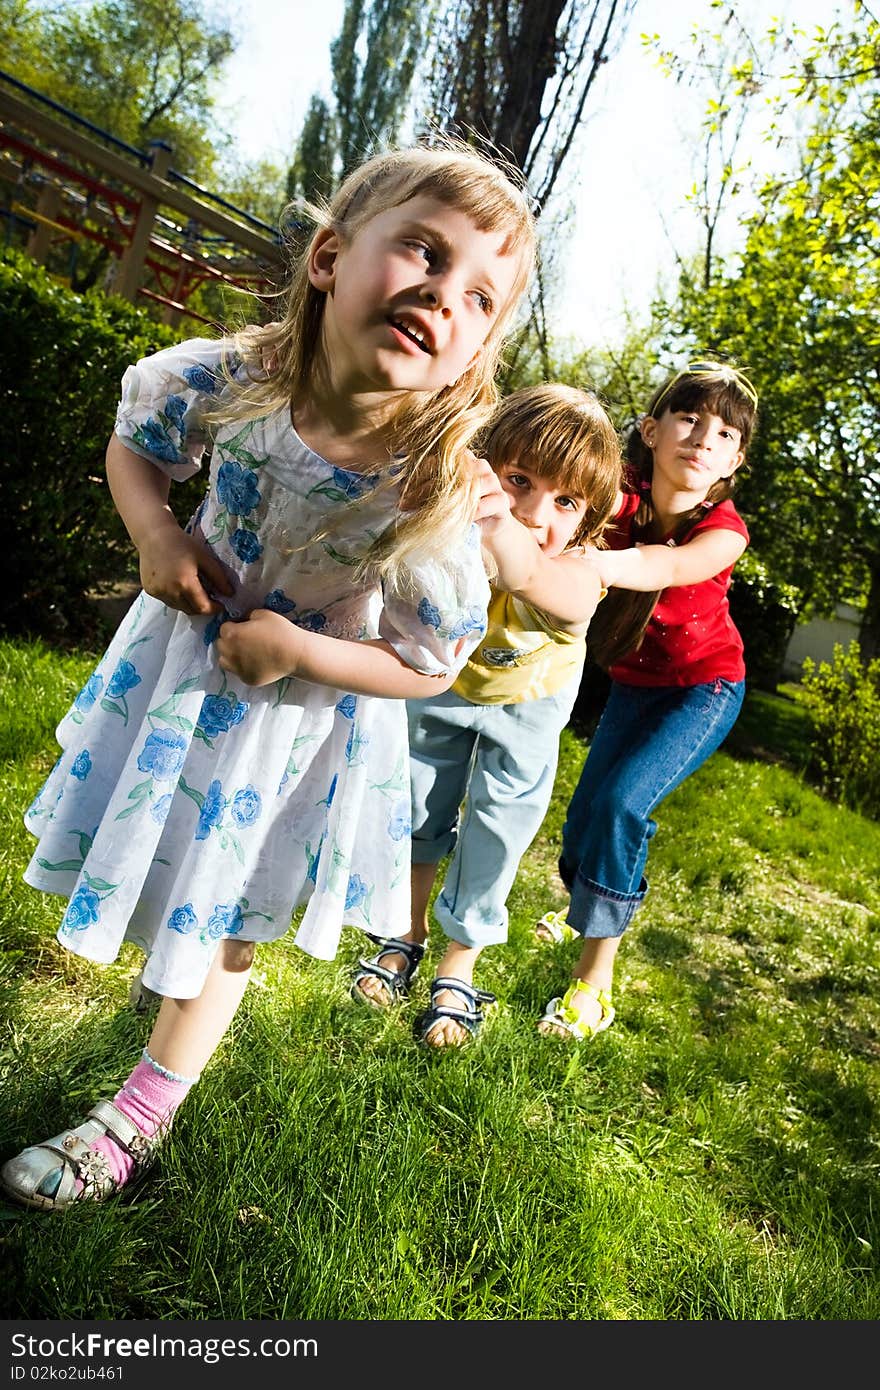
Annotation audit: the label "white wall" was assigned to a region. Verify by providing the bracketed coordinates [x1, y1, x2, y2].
[782, 602, 863, 680]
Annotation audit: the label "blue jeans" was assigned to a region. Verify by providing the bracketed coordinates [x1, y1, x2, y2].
[561, 678, 745, 938]
[409, 681, 578, 949]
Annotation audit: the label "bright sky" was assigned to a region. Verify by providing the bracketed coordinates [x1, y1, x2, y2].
[212, 0, 837, 347]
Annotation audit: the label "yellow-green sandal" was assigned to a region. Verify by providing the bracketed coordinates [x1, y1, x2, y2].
[538, 979, 615, 1041]
[534, 909, 578, 944]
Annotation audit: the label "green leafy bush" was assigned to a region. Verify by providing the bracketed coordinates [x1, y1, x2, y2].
[729, 549, 801, 691]
[800, 640, 880, 818]
[0, 249, 207, 645]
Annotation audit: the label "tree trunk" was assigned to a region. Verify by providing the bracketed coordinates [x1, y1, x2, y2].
[858, 558, 880, 664]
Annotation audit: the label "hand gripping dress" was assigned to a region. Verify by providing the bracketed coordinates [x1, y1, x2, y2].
[24, 339, 489, 999]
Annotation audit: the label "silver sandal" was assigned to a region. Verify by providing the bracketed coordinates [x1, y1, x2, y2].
[0, 1100, 161, 1212]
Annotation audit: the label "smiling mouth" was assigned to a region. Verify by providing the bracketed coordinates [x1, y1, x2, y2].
[388, 317, 433, 354]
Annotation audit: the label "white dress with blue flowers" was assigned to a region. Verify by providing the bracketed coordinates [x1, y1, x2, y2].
[24, 339, 489, 998]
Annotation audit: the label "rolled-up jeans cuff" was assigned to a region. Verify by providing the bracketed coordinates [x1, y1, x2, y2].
[569, 873, 646, 939]
[434, 891, 508, 950]
[411, 836, 454, 865]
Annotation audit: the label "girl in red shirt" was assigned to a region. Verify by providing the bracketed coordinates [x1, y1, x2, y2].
[537, 361, 758, 1042]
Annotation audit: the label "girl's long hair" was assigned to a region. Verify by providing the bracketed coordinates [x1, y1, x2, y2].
[587, 366, 758, 670]
[210, 138, 537, 585]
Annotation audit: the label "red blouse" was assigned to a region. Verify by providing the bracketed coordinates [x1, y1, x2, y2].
[605, 493, 749, 687]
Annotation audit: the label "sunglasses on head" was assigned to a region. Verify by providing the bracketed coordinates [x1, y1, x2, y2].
[653, 361, 759, 413]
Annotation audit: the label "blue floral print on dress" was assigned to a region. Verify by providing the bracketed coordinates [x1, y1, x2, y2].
[447, 606, 487, 640]
[71, 751, 92, 781]
[61, 882, 101, 932]
[182, 362, 219, 393]
[167, 903, 198, 935]
[196, 686, 249, 741]
[231, 785, 261, 826]
[297, 611, 327, 632]
[345, 723, 370, 765]
[163, 394, 187, 430]
[387, 800, 411, 841]
[137, 729, 187, 781]
[206, 902, 245, 939]
[230, 528, 263, 564]
[418, 598, 441, 629]
[106, 659, 142, 700]
[151, 793, 173, 825]
[217, 460, 261, 517]
[74, 673, 103, 714]
[264, 589, 296, 615]
[134, 418, 181, 464]
[195, 780, 226, 840]
[345, 875, 371, 913]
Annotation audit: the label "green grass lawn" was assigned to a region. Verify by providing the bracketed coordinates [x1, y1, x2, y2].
[1, 638, 878, 1320]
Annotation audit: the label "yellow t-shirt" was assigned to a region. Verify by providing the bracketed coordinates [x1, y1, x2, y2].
[452, 585, 588, 705]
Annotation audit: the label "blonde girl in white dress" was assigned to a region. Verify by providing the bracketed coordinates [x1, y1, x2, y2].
[2, 139, 536, 1212]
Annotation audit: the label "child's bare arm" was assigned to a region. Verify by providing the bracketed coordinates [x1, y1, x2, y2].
[106, 435, 233, 616]
[216, 608, 458, 697]
[478, 508, 603, 628]
[594, 528, 747, 591]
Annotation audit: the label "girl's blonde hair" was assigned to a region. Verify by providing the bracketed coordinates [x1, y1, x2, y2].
[479, 383, 622, 547]
[215, 138, 537, 582]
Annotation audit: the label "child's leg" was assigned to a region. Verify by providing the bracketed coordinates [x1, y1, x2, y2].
[86, 937, 255, 1184]
[422, 694, 567, 1047]
[537, 935, 621, 1039]
[542, 680, 746, 1040]
[352, 692, 475, 1009]
[352, 860, 438, 1008]
[1, 938, 254, 1210]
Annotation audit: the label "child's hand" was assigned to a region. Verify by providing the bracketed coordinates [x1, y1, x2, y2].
[138, 527, 233, 616]
[216, 609, 302, 686]
[469, 452, 511, 535]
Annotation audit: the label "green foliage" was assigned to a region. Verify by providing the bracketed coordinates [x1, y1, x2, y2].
[287, 0, 427, 196]
[286, 95, 337, 205]
[2, 0, 235, 183]
[2, 646, 879, 1319]
[669, 6, 880, 656]
[801, 641, 880, 818]
[0, 249, 204, 645]
[729, 549, 801, 692]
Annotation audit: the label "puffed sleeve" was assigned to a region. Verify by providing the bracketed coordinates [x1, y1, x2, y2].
[114, 337, 239, 482]
[378, 523, 490, 676]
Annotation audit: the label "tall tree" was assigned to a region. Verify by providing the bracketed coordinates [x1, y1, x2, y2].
[287, 0, 428, 200]
[678, 4, 880, 658]
[286, 95, 337, 205]
[429, 0, 635, 211]
[3, 0, 234, 181]
[426, 0, 637, 381]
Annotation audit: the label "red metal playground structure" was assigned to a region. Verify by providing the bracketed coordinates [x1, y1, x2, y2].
[0, 68, 286, 327]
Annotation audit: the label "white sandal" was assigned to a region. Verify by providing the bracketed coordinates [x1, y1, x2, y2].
[538, 980, 615, 1042]
[534, 909, 578, 944]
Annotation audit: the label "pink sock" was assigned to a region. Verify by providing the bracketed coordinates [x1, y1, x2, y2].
[82, 1051, 199, 1191]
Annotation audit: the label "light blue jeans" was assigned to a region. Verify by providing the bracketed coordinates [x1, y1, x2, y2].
[408, 682, 578, 949]
[561, 678, 745, 938]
